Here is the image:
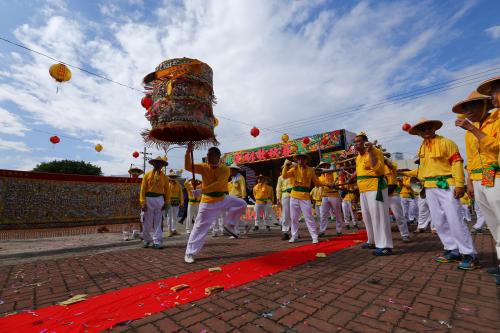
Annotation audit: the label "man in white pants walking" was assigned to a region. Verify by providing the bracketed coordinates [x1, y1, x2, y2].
[166, 175, 184, 236]
[139, 156, 170, 249]
[404, 118, 477, 270]
[318, 163, 345, 236]
[184, 145, 247, 263]
[455, 80, 500, 283]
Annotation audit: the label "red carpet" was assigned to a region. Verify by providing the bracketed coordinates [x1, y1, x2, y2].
[0, 232, 366, 333]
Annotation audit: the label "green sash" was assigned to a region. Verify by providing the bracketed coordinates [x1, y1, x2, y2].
[357, 175, 388, 202]
[292, 186, 310, 193]
[424, 175, 452, 189]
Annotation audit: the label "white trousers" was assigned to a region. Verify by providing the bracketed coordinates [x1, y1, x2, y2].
[473, 181, 500, 260]
[461, 205, 471, 222]
[281, 197, 291, 232]
[401, 197, 417, 221]
[342, 200, 358, 226]
[186, 196, 247, 255]
[389, 195, 409, 237]
[290, 198, 318, 241]
[143, 196, 164, 245]
[426, 187, 475, 255]
[212, 211, 225, 235]
[166, 205, 179, 231]
[360, 189, 393, 249]
[254, 204, 270, 226]
[320, 196, 344, 233]
[472, 199, 486, 229]
[186, 203, 199, 234]
[417, 197, 432, 229]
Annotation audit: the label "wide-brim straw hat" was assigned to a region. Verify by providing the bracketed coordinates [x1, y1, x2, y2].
[452, 91, 491, 114]
[408, 118, 443, 135]
[317, 161, 331, 168]
[477, 76, 500, 95]
[293, 152, 311, 161]
[229, 163, 241, 171]
[149, 156, 168, 166]
[256, 174, 266, 179]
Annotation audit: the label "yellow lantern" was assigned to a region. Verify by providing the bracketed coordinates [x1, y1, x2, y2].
[281, 134, 289, 143]
[456, 114, 466, 119]
[213, 117, 219, 128]
[49, 63, 72, 83]
[95, 144, 103, 152]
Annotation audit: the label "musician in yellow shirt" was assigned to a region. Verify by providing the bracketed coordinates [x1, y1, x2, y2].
[253, 175, 274, 231]
[455, 81, 500, 279]
[139, 156, 170, 249]
[400, 175, 418, 223]
[310, 184, 323, 224]
[228, 164, 249, 235]
[318, 162, 345, 237]
[282, 152, 330, 244]
[338, 170, 359, 228]
[184, 145, 247, 263]
[276, 165, 293, 240]
[349, 133, 393, 256]
[404, 118, 476, 270]
[166, 175, 184, 236]
[184, 178, 202, 235]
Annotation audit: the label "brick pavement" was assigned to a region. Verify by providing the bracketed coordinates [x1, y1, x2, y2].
[0, 226, 499, 333]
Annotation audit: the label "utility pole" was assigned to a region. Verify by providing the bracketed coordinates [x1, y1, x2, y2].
[140, 147, 152, 173]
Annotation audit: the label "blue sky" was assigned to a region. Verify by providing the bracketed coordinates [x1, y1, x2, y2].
[0, 0, 499, 175]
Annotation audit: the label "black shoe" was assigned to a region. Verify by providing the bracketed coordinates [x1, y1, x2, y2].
[281, 233, 290, 240]
[486, 266, 500, 275]
[471, 228, 483, 235]
[346, 225, 351, 230]
[266, 226, 271, 231]
[495, 275, 500, 285]
[153, 244, 164, 249]
[318, 232, 326, 237]
[336, 232, 342, 236]
[253, 226, 259, 231]
[416, 228, 425, 233]
[273, 222, 280, 226]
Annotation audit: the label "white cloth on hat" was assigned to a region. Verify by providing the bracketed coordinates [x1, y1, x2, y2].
[473, 180, 500, 259]
[359, 189, 393, 249]
[320, 197, 344, 233]
[186, 195, 247, 256]
[388, 195, 409, 237]
[281, 197, 291, 232]
[143, 196, 165, 245]
[426, 187, 475, 255]
[290, 198, 318, 242]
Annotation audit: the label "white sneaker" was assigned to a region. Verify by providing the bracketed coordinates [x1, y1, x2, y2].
[312, 238, 319, 244]
[288, 238, 297, 243]
[184, 254, 195, 264]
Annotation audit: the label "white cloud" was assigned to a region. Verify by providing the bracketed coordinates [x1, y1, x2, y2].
[0, 139, 31, 152]
[0, 0, 494, 175]
[485, 25, 500, 39]
[0, 107, 28, 136]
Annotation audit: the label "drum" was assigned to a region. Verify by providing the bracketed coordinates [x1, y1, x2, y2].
[142, 58, 218, 147]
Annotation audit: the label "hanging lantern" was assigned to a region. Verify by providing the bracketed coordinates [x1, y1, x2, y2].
[302, 137, 310, 145]
[95, 144, 103, 152]
[281, 134, 289, 143]
[132, 151, 140, 158]
[401, 123, 412, 132]
[250, 127, 260, 138]
[49, 136, 60, 144]
[49, 63, 72, 83]
[141, 95, 153, 109]
[213, 117, 219, 128]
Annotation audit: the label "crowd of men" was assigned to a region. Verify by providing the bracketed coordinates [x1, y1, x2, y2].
[139, 76, 499, 286]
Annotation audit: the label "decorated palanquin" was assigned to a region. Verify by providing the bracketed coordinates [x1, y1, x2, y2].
[142, 58, 218, 148]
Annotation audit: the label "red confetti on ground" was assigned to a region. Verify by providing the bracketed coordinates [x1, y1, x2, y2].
[0, 232, 366, 333]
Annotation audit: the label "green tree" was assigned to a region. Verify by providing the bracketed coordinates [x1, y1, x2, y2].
[33, 160, 102, 176]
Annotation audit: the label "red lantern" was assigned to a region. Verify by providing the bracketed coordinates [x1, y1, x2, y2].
[141, 95, 153, 109]
[132, 151, 139, 158]
[302, 137, 310, 145]
[250, 127, 260, 138]
[49, 136, 60, 144]
[402, 123, 411, 132]
[321, 138, 328, 145]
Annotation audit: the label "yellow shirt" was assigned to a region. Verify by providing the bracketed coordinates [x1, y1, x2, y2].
[310, 186, 323, 205]
[276, 175, 293, 200]
[384, 162, 397, 186]
[282, 164, 326, 200]
[139, 170, 170, 206]
[355, 148, 386, 193]
[185, 153, 230, 203]
[343, 184, 356, 201]
[228, 174, 247, 198]
[319, 173, 339, 198]
[168, 181, 184, 206]
[399, 176, 415, 198]
[184, 180, 202, 205]
[404, 135, 465, 188]
[460, 192, 471, 206]
[253, 183, 273, 204]
[464, 109, 500, 181]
